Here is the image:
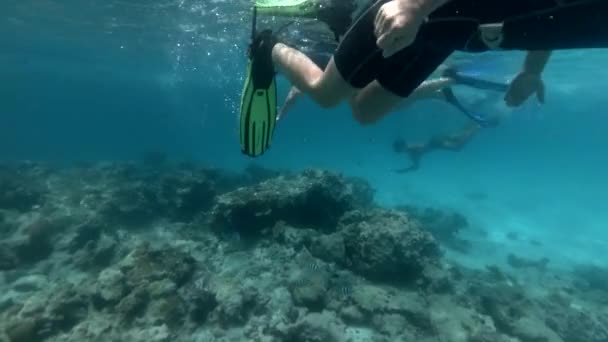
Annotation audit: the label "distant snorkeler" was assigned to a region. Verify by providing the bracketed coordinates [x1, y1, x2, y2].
[390, 48, 553, 174]
[239, 0, 607, 157]
[392, 122, 482, 173]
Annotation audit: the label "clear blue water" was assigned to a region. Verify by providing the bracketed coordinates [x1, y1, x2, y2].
[2, 0, 608, 271]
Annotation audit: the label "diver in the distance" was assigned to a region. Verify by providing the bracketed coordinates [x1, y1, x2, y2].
[390, 48, 552, 174]
[392, 122, 483, 173]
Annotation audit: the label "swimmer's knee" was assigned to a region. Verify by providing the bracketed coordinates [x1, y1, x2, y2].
[349, 97, 386, 126]
[311, 62, 353, 108]
[314, 93, 342, 109]
[350, 102, 380, 126]
[349, 82, 402, 126]
[309, 82, 349, 108]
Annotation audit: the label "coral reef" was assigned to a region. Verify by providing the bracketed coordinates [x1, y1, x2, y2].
[0, 162, 48, 212]
[209, 169, 373, 236]
[396, 205, 472, 253]
[339, 209, 440, 283]
[0, 161, 605, 342]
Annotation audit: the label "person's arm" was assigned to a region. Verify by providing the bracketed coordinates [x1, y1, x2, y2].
[504, 50, 552, 107]
[522, 50, 552, 75]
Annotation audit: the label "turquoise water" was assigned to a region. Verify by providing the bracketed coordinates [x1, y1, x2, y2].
[2, 1, 608, 340]
[3, 0, 606, 268]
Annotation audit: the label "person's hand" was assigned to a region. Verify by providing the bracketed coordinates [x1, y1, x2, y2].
[504, 71, 545, 107]
[374, 0, 427, 58]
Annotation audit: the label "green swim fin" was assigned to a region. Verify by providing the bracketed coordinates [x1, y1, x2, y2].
[239, 28, 278, 157]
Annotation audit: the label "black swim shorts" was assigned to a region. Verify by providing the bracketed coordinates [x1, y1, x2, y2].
[333, 0, 607, 98]
[333, 0, 450, 98]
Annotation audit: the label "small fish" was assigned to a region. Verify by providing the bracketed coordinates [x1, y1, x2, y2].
[332, 283, 353, 298]
[293, 278, 311, 288]
[304, 261, 330, 273]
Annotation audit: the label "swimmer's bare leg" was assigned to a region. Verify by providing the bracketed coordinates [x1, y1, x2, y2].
[348, 81, 404, 125]
[349, 77, 456, 124]
[277, 86, 302, 121]
[272, 44, 356, 108]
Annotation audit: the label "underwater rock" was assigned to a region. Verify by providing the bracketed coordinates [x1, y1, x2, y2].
[243, 163, 285, 184]
[470, 282, 564, 341]
[284, 311, 342, 342]
[272, 223, 316, 250]
[147, 294, 187, 328]
[0, 294, 16, 313]
[372, 313, 418, 339]
[189, 289, 219, 324]
[507, 254, 550, 272]
[476, 286, 526, 334]
[67, 218, 107, 253]
[214, 285, 260, 327]
[120, 243, 196, 289]
[344, 176, 376, 208]
[126, 324, 171, 342]
[0, 211, 15, 239]
[421, 264, 454, 294]
[209, 169, 369, 236]
[11, 284, 89, 339]
[98, 182, 161, 226]
[351, 285, 433, 333]
[289, 253, 332, 312]
[157, 171, 216, 220]
[5, 317, 44, 342]
[12, 274, 48, 293]
[468, 331, 516, 342]
[340, 209, 441, 283]
[339, 305, 365, 325]
[92, 164, 230, 225]
[510, 316, 563, 342]
[95, 243, 196, 322]
[0, 167, 46, 212]
[544, 303, 608, 342]
[13, 216, 68, 264]
[45, 286, 89, 332]
[0, 245, 19, 270]
[291, 280, 327, 312]
[96, 268, 128, 303]
[116, 285, 149, 320]
[572, 264, 608, 293]
[55, 319, 113, 342]
[147, 279, 177, 299]
[309, 232, 346, 265]
[262, 287, 298, 335]
[74, 233, 118, 270]
[396, 206, 471, 253]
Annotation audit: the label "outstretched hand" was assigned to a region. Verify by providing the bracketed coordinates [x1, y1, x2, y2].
[374, 0, 427, 58]
[504, 71, 545, 107]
